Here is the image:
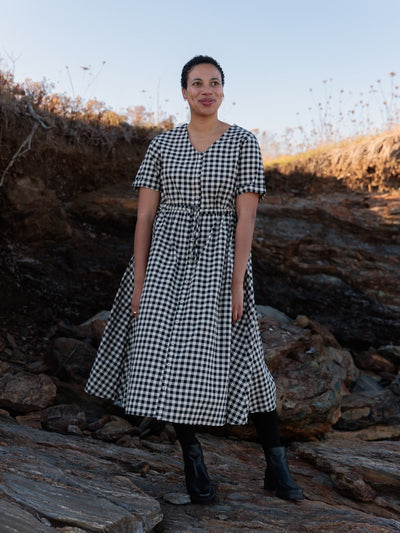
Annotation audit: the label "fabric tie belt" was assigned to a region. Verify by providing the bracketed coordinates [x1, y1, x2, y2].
[159, 204, 235, 261]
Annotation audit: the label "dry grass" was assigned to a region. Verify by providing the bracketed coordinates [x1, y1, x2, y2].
[0, 69, 173, 198]
[265, 126, 400, 194]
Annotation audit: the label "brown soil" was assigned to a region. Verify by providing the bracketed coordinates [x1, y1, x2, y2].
[266, 127, 400, 195]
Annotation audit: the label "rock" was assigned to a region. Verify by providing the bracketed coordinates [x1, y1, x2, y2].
[0, 499, 55, 533]
[256, 312, 354, 439]
[352, 374, 385, 393]
[325, 425, 400, 441]
[0, 372, 56, 413]
[326, 345, 360, 386]
[1, 416, 400, 532]
[49, 337, 97, 380]
[253, 191, 400, 348]
[90, 319, 107, 347]
[16, 412, 43, 429]
[163, 493, 191, 505]
[80, 310, 111, 326]
[293, 438, 400, 503]
[66, 424, 84, 436]
[293, 314, 310, 328]
[0, 360, 12, 374]
[6, 332, 18, 350]
[378, 345, 400, 365]
[95, 416, 137, 441]
[66, 189, 138, 231]
[55, 320, 93, 340]
[330, 467, 377, 502]
[3, 175, 72, 243]
[334, 389, 400, 431]
[40, 404, 87, 433]
[0, 417, 162, 532]
[256, 305, 291, 325]
[353, 349, 396, 373]
[390, 372, 400, 395]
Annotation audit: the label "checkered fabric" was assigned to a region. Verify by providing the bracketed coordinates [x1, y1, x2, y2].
[85, 124, 276, 425]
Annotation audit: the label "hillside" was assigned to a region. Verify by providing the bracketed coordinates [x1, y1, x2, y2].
[265, 127, 400, 195]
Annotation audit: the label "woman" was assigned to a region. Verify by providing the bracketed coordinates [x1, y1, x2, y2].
[85, 55, 303, 503]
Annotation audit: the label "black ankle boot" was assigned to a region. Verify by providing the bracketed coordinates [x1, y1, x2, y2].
[264, 446, 304, 501]
[182, 440, 215, 504]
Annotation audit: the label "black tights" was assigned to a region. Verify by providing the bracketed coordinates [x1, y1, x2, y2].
[173, 409, 280, 453]
[250, 410, 281, 451]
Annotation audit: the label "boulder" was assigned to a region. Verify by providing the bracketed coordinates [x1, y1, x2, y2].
[390, 372, 400, 395]
[334, 389, 400, 431]
[353, 349, 396, 373]
[3, 175, 72, 243]
[253, 191, 400, 348]
[95, 416, 138, 441]
[0, 417, 162, 532]
[0, 372, 56, 413]
[293, 438, 400, 503]
[40, 403, 88, 433]
[257, 312, 358, 440]
[48, 337, 97, 380]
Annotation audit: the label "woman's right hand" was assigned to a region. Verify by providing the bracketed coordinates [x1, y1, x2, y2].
[131, 285, 143, 319]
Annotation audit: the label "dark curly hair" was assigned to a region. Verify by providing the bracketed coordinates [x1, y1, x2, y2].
[181, 55, 225, 89]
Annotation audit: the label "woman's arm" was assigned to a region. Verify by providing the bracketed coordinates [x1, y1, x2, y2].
[231, 192, 259, 323]
[131, 187, 160, 317]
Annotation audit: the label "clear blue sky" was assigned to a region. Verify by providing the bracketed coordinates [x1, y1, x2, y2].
[1, 0, 400, 144]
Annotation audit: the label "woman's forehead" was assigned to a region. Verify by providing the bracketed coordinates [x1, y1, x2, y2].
[187, 63, 222, 81]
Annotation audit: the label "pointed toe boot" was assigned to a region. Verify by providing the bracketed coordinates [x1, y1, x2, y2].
[182, 440, 215, 504]
[264, 446, 304, 501]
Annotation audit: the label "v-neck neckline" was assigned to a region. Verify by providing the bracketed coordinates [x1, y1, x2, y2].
[185, 123, 235, 155]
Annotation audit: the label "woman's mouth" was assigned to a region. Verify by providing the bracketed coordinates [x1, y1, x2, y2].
[199, 99, 214, 106]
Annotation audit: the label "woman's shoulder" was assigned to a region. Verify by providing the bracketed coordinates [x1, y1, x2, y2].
[228, 124, 258, 141]
[150, 124, 187, 145]
[224, 125, 260, 150]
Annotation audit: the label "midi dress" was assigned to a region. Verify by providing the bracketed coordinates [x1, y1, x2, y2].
[85, 123, 276, 426]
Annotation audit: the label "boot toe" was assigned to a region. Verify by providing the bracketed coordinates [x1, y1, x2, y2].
[189, 486, 216, 504]
[276, 487, 304, 501]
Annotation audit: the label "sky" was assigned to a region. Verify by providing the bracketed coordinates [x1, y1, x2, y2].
[1, 0, 400, 150]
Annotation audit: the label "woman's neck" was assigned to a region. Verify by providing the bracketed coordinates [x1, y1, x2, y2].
[187, 115, 221, 134]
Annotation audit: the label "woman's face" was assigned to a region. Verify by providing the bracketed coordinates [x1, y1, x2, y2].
[182, 63, 224, 117]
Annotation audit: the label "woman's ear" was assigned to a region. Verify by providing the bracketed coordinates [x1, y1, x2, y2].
[182, 87, 188, 101]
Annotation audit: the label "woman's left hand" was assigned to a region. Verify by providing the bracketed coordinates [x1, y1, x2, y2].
[231, 280, 243, 323]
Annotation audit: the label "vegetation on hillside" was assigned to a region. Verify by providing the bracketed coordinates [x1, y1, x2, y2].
[257, 72, 400, 159]
[0, 68, 174, 197]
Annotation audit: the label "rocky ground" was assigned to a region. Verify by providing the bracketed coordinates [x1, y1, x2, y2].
[1, 306, 400, 532]
[1, 414, 400, 533]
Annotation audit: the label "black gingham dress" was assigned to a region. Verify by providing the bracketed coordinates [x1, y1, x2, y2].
[85, 124, 276, 425]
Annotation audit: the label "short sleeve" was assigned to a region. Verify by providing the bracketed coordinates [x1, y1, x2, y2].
[236, 133, 266, 200]
[132, 137, 161, 191]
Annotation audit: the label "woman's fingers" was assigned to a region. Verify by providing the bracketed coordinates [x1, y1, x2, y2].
[131, 286, 142, 319]
[231, 282, 243, 323]
[232, 302, 243, 323]
[131, 298, 140, 319]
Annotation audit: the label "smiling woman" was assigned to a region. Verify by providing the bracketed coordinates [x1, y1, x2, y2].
[85, 54, 303, 505]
